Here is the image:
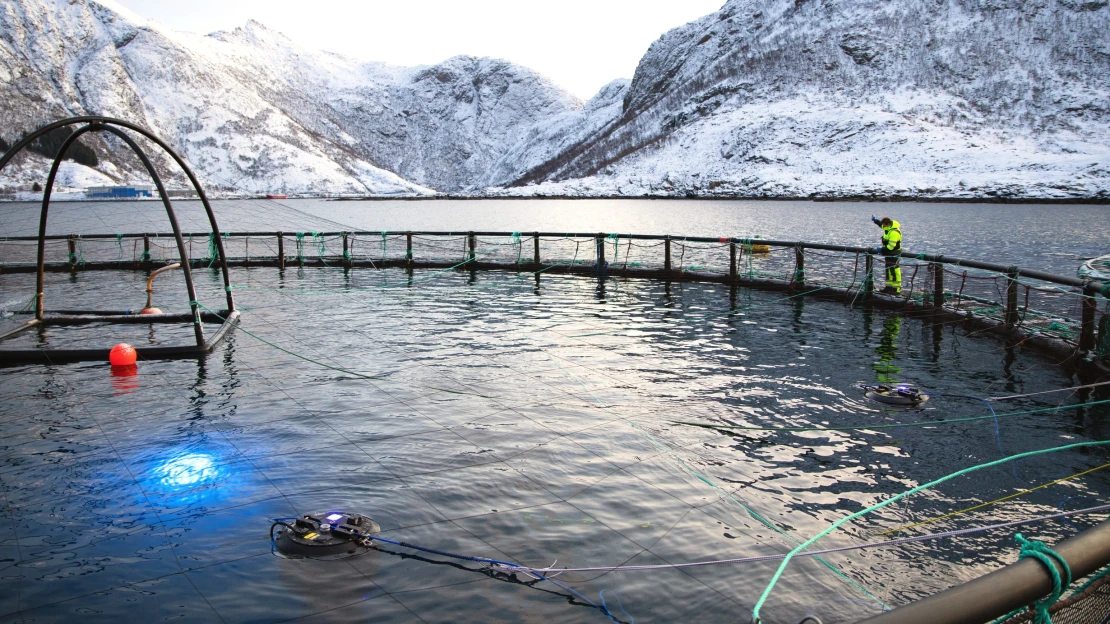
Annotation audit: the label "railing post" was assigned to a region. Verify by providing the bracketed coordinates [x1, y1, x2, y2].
[406, 232, 413, 266]
[793, 245, 805, 288]
[277, 232, 285, 269]
[664, 235, 672, 273]
[595, 233, 606, 274]
[533, 232, 540, 266]
[932, 262, 945, 309]
[1080, 288, 1097, 353]
[67, 235, 77, 271]
[1006, 267, 1019, 325]
[142, 234, 151, 265]
[342, 232, 350, 267]
[864, 254, 875, 299]
[467, 232, 476, 263]
[729, 239, 737, 282]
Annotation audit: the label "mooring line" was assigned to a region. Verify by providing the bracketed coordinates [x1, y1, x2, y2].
[667, 398, 1110, 434]
[750, 440, 1110, 622]
[493, 503, 1110, 575]
[878, 461, 1110, 536]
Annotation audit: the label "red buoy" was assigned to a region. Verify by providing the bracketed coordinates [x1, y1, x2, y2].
[109, 343, 137, 366]
[719, 237, 729, 243]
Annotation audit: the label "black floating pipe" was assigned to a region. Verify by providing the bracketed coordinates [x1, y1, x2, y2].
[860, 520, 1110, 624]
[97, 125, 205, 347]
[3, 227, 1107, 295]
[0, 116, 236, 313]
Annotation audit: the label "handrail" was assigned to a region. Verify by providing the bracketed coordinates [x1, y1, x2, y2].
[3, 230, 1105, 293]
[860, 520, 1110, 624]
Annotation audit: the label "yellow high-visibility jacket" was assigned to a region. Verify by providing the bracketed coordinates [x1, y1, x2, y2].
[882, 220, 902, 256]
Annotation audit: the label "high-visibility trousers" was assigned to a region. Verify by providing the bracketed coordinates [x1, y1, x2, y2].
[885, 256, 901, 292]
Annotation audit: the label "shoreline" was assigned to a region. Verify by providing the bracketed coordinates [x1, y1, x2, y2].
[1, 194, 1108, 204]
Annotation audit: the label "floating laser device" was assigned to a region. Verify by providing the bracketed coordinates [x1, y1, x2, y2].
[864, 383, 929, 405]
[272, 511, 380, 558]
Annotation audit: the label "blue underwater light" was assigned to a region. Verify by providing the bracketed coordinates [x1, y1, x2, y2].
[157, 453, 219, 488]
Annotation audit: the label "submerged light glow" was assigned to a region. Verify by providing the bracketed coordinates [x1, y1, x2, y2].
[157, 453, 219, 488]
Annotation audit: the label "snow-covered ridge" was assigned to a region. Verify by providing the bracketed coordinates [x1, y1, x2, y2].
[1, 0, 1108, 199]
[0, 0, 578, 195]
[494, 0, 1110, 199]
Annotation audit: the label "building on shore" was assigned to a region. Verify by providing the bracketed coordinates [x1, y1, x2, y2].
[87, 185, 154, 198]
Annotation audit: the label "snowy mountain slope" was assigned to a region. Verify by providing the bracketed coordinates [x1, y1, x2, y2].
[0, 0, 579, 194]
[1, 0, 1107, 199]
[498, 0, 1110, 198]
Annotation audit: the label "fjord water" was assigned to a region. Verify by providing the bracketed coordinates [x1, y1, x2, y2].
[0, 198, 1107, 275]
[0, 199, 1108, 623]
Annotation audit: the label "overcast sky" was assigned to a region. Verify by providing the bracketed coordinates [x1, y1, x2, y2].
[113, 0, 725, 100]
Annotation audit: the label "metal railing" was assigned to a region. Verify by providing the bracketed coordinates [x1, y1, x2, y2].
[1, 230, 1107, 365]
[861, 520, 1110, 624]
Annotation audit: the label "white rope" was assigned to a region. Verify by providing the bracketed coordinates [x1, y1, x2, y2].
[988, 380, 1110, 401]
[493, 504, 1110, 575]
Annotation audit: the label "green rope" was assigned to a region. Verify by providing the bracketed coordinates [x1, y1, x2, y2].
[295, 232, 305, 264]
[229, 248, 503, 295]
[206, 233, 218, 268]
[342, 232, 351, 263]
[312, 232, 332, 267]
[542, 348, 886, 610]
[68, 235, 85, 266]
[989, 564, 1110, 624]
[381, 231, 387, 263]
[1012, 533, 1071, 624]
[632, 422, 890, 611]
[751, 440, 1110, 622]
[1094, 314, 1110, 360]
[115, 233, 123, 263]
[669, 397, 1110, 434]
[193, 301, 489, 398]
[512, 232, 522, 265]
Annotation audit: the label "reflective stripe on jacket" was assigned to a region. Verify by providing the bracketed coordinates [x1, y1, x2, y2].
[882, 220, 902, 256]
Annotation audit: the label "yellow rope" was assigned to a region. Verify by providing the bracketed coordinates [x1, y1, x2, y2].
[879, 461, 1110, 536]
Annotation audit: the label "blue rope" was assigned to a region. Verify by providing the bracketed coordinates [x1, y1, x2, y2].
[938, 394, 1021, 481]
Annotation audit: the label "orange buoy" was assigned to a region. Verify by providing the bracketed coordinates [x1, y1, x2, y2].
[139, 307, 162, 315]
[109, 343, 137, 366]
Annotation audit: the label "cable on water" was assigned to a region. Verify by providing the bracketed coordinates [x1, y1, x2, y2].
[878, 461, 1110, 536]
[490, 504, 1110, 576]
[668, 397, 1110, 434]
[936, 392, 1018, 480]
[750, 440, 1110, 623]
[193, 301, 493, 399]
[334, 531, 634, 623]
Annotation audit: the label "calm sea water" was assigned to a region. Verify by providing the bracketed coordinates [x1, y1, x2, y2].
[0, 200, 1108, 623]
[0, 198, 1107, 275]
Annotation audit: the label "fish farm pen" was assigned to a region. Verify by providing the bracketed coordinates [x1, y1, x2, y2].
[2, 117, 1110, 623]
[2, 229, 1108, 367]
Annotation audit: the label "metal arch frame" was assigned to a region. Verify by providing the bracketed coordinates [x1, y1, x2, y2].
[0, 116, 238, 364]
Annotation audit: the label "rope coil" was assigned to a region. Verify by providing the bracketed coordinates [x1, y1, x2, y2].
[1014, 533, 1072, 624]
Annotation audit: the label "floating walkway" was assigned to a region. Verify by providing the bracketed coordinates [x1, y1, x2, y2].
[2, 229, 1107, 369]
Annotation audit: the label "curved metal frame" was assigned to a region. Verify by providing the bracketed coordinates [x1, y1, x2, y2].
[0, 116, 237, 363]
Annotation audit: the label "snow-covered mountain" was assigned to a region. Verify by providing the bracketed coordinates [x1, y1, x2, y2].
[1, 0, 1108, 199]
[492, 0, 1110, 199]
[0, 0, 580, 195]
